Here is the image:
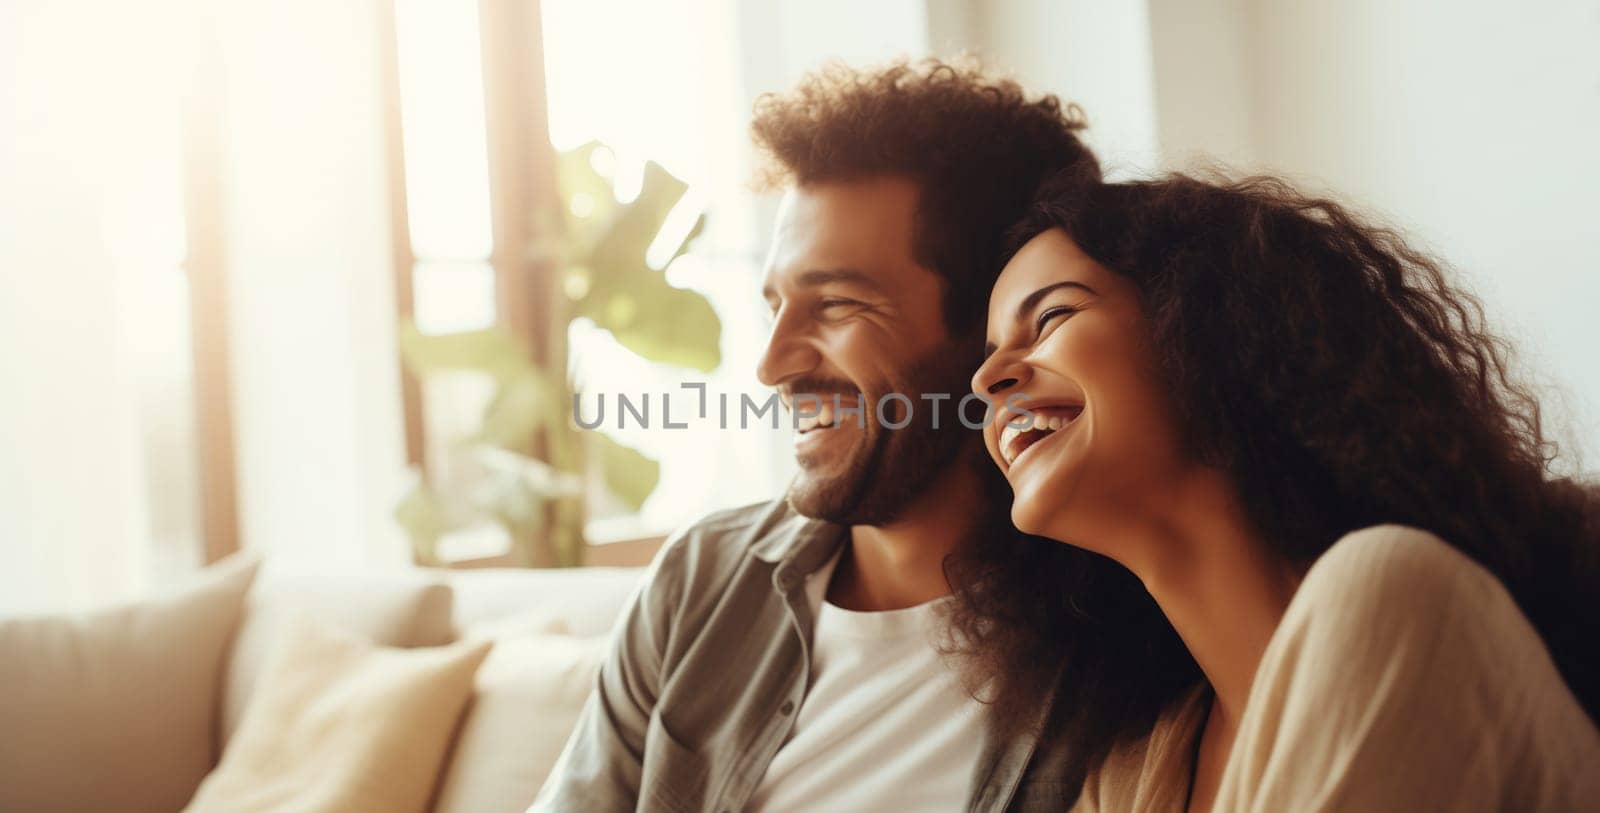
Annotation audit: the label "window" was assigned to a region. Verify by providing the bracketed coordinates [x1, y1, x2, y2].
[384, 0, 793, 563]
[539, 0, 793, 539]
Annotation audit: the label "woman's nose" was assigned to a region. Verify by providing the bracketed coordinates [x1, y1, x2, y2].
[971, 352, 1029, 398]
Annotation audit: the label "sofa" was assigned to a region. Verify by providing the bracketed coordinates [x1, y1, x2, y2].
[0, 554, 649, 813]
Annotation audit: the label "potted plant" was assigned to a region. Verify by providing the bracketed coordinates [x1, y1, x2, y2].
[395, 142, 721, 567]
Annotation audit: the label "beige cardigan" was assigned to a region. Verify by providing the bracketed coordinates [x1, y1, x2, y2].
[1074, 525, 1600, 812]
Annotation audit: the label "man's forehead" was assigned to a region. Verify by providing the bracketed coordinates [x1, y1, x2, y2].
[774, 177, 920, 228]
[764, 179, 922, 290]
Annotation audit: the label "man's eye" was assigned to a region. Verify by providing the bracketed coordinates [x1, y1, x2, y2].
[819, 298, 862, 311]
[1035, 305, 1077, 333]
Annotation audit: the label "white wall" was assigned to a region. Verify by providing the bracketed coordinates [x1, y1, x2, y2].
[1147, 0, 1600, 470]
[1147, 0, 1261, 170]
[931, 0, 1600, 471]
[956, 0, 1163, 179]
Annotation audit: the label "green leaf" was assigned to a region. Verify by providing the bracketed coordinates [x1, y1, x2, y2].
[559, 141, 623, 259]
[476, 369, 556, 448]
[397, 325, 532, 383]
[394, 479, 458, 565]
[558, 146, 722, 373]
[599, 284, 722, 372]
[470, 446, 584, 501]
[461, 448, 583, 554]
[393, 141, 725, 568]
[592, 431, 660, 512]
[584, 161, 691, 285]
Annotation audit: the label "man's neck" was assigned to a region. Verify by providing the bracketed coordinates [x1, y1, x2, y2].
[826, 461, 984, 612]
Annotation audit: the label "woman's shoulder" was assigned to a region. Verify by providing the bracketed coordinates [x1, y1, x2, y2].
[1296, 524, 1504, 622]
[1274, 524, 1528, 679]
[1232, 527, 1600, 810]
[1072, 685, 1212, 812]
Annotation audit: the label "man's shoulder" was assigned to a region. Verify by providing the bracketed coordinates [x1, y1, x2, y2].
[678, 498, 798, 543]
[658, 498, 831, 570]
[636, 497, 837, 632]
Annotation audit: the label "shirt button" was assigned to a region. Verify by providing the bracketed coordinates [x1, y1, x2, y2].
[779, 700, 795, 716]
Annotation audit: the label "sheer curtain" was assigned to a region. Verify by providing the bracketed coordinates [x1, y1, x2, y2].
[0, 0, 197, 613]
[0, 0, 413, 613]
[209, 0, 410, 570]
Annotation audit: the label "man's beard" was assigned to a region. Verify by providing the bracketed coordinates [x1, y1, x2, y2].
[785, 343, 979, 526]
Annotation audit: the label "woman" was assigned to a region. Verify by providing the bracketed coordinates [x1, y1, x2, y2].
[956, 172, 1600, 810]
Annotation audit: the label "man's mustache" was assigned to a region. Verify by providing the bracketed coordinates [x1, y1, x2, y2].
[778, 378, 862, 404]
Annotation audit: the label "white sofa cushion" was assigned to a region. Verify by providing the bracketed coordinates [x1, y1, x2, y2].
[445, 566, 646, 639]
[0, 553, 259, 813]
[221, 565, 454, 743]
[187, 615, 490, 813]
[433, 633, 609, 813]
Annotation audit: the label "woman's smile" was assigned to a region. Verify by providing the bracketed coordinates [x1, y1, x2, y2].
[998, 404, 1084, 469]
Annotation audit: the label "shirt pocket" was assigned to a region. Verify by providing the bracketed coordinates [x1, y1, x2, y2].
[640, 708, 712, 813]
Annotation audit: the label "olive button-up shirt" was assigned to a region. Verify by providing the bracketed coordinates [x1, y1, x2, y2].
[532, 499, 1085, 812]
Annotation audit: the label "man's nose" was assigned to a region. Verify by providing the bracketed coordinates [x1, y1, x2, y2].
[756, 308, 821, 387]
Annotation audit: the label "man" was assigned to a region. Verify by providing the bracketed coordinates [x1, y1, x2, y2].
[535, 59, 1101, 811]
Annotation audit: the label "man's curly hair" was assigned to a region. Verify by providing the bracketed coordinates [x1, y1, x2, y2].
[946, 171, 1600, 778]
[750, 58, 1100, 337]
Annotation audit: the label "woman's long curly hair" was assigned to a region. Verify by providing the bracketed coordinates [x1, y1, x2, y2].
[944, 171, 1600, 775]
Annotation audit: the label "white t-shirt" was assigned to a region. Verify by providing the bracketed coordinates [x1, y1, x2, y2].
[745, 552, 986, 811]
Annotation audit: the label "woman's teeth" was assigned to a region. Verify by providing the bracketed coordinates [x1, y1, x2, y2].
[998, 408, 1081, 466]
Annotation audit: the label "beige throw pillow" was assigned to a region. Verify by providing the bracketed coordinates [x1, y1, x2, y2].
[221, 569, 453, 743]
[0, 553, 260, 813]
[433, 634, 609, 813]
[186, 615, 491, 813]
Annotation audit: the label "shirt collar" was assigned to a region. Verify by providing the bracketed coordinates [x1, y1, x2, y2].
[748, 505, 847, 573]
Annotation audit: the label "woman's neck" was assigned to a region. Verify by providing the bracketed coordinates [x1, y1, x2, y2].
[1120, 471, 1302, 731]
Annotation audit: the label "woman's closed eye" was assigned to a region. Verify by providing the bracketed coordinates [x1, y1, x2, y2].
[1035, 305, 1078, 335]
